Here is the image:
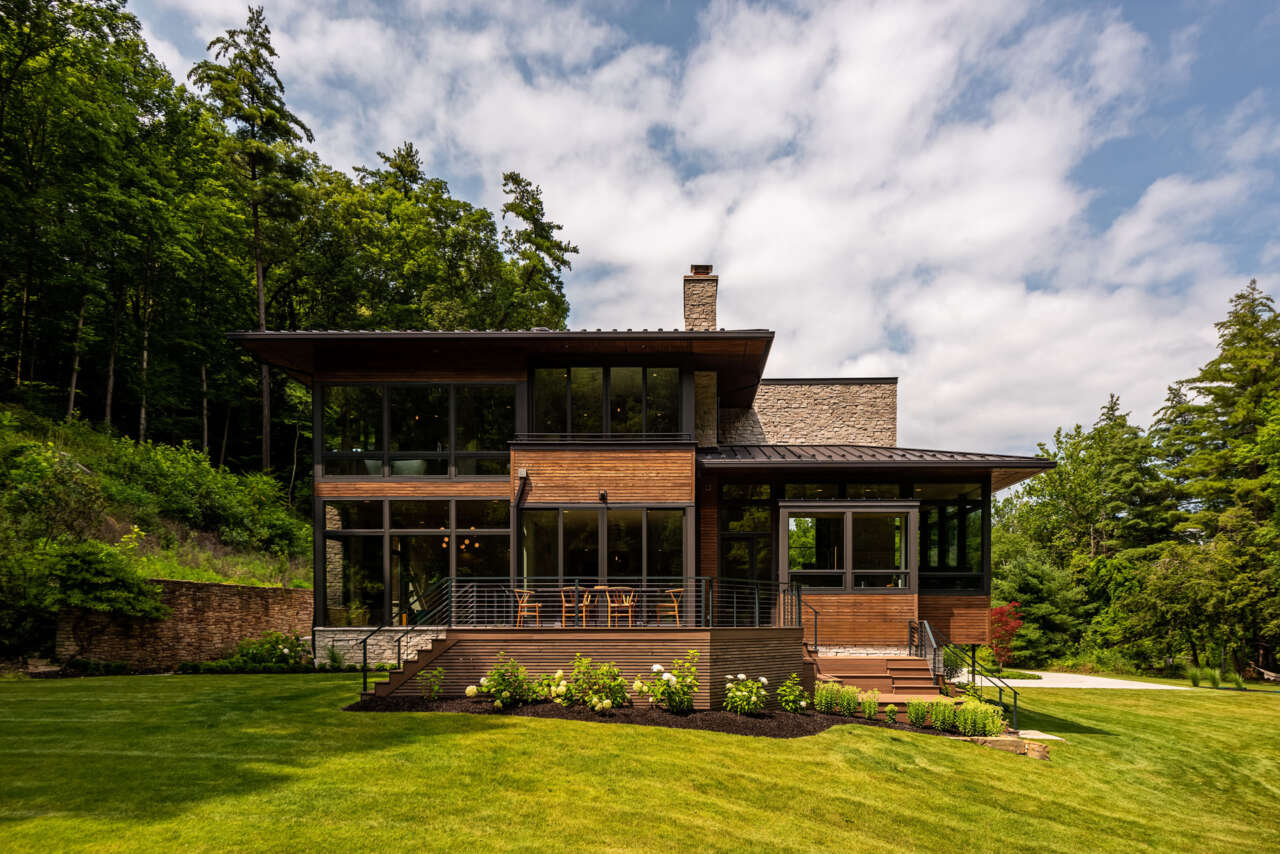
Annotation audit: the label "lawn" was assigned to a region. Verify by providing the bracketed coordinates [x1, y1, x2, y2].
[0, 676, 1276, 853]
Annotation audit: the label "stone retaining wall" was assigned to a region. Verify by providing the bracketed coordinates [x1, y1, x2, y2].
[314, 626, 444, 668]
[56, 579, 313, 669]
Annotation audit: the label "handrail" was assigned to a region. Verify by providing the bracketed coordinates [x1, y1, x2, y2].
[929, 623, 1020, 730]
[358, 605, 417, 695]
[908, 619, 942, 690]
[795, 585, 819, 650]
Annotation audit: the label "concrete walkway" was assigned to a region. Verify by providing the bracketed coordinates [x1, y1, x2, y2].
[980, 671, 1189, 690]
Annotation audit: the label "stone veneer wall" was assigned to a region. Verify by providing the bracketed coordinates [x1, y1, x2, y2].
[720, 380, 897, 446]
[683, 273, 718, 331]
[694, 371, 718, 447]
[314, 626, 443, 667]
[56, 579, 313, 669]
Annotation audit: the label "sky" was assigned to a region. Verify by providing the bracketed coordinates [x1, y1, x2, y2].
[132, 0, 1280, 455]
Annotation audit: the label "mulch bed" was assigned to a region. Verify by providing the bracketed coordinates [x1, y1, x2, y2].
[344, 695, 944, 739]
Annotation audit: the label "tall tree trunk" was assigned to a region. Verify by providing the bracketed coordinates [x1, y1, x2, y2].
[201, 362, 209, 454]
[219, 405, 232, 468]
[104, 285, 122, 428]
[137, 281, 151, 443]
[253, 200, 271, 470]
[66, 290, 87, 419]
[15, 223, 34, 386]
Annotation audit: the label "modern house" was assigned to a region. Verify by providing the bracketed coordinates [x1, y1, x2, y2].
[231, 265, 1052, 708]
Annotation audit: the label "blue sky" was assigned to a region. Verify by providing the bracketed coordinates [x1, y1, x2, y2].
[134, 0, 1280, 454]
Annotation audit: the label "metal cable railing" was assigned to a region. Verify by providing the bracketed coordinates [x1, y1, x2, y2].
[929, 623, 1020, 730]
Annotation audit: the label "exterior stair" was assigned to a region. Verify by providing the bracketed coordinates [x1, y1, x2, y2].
[812, 655, 959, 716]
[361, 634, 457, 699]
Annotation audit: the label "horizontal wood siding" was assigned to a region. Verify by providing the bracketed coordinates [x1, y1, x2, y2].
[393, 629, 712, 708]
[390, 627, 804, 710]
[707, 628, 806, 709]
[918, 595, 990, 644]
[315, 480, 509, 498]
[698, 473, 718, 578]
[512, 448, 695, 504]
[801, 594, 918, 646]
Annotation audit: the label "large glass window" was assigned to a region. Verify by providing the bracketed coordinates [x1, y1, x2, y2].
[520, 509, 559, 583]
[787, 513, 845, 588]
[533, 368, 567, 433]
[850, 514, 907, 588]
[719, 483, 772, 582]
[563, 509, 600, 582]
[531, 366, 684, 436]
[521, 507, 687, 584]
[322, 386, 382, 476]
[569, 368, 604, 433]
[322, 535, 384, 626]
[455, 386, 515, 475]
[388, 385, 449, 475]
[915, 483, 984, 591]
[321, 498, 511, 625]
[320, 382, 514, 478]
[646, 509, 684, 580]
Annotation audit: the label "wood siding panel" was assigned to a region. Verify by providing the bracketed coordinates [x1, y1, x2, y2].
[918, 595, 990, 644]
[800, 594, 918, 646]
[512, 448, 695, 504]
[389, 627, 804, 710]
[698, 473, 718, 578]
[315, 480, 510, 498]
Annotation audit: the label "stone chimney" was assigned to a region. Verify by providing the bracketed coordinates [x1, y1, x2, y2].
[683, 264, 718, 331]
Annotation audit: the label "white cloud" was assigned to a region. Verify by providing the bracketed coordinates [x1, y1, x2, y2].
[136, 0, 1274, 454]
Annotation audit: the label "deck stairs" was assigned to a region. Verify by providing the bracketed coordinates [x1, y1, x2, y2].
[362, 634, 455, 699]
[811, 654, 959, 712]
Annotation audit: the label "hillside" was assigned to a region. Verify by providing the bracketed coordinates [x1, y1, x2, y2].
[0, 405, 310, 590]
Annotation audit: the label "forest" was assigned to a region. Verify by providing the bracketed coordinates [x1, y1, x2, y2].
[1, 1, 1276, 673]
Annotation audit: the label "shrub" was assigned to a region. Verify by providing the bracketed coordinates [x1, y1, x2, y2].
[836, 685, 860, 718]
[860, 689, 880, 720]
[419, 666, 446, 701]
[955, 700, 1005, 736]
[474, 653, 535, 710]
[326, 644, 344, 670]
[564, 654, 629, 713]
[1187, 664, 1201, 687]
[633, 650, 699, 714]
[1230, 671, 1245, 690]
[1205, 668, 1221, 689]
[722, 674, 768, 715]
[231, 632, 310, 667]
[776, 673, 809, 713]
[884, 703, 898, 724]
[813, 681, 842, 714]
[930, 699, 956, 732]
[906, 700, 929, 727]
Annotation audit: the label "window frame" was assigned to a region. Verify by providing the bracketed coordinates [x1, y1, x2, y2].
[528, 364, 686, 438]
[517, 504, 693, 586]
[321, 497, 513, 626]
[317, 381, 517, 480]
[777, 501, 919, 594]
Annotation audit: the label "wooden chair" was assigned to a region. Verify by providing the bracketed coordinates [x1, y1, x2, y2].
[657, 587, 683, 626]
[605, 586, 636, 628]
[560, 587, 594, 626]
[514, 589, 541, 628]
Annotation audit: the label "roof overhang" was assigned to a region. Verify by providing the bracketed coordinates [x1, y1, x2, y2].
[697, 444, 1055, 492]
[227, 329, 775, 407]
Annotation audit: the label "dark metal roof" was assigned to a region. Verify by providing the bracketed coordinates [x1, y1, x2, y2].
[760, 377, 897, 385]
[227, 328, 775, 407]
[697, 444, 1054, 491]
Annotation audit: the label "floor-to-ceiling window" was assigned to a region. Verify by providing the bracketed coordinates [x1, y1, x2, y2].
[320, 382, 515, 477]
[322, 498, 511, 626]
[532, 366, 683, 436]
[518, 507, 687, 585]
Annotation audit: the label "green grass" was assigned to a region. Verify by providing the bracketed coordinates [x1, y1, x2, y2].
[0, 677, 1276, 852]
[991, 669, 1041, 680]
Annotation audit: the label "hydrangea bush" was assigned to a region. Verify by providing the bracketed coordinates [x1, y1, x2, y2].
[633, 650, 700, 714]
[859, 688, 880, 719]
[776, 673, 809, 713]
[470, 654, 536, 710]
[836, 685, 860, 717]
[564, 654, 628, 713]
[722, 673, 768, 715]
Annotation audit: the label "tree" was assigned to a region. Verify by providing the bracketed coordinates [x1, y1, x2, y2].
[189, 5, 313, 471]
[988, 601, 1023, 669]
